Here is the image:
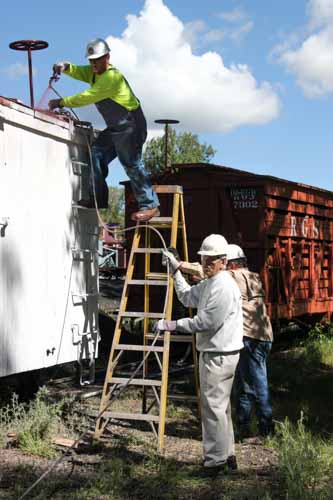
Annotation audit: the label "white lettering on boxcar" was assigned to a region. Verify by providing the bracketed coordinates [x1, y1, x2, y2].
[230, 187, 258, 209]
[291, 216, 297, 236]
[290, 216, 320, 238]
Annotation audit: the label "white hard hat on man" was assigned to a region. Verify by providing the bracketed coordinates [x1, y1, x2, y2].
[85, 38, 110, 60]
[197, 234, 228, 256]
[226, 244, 246, 261]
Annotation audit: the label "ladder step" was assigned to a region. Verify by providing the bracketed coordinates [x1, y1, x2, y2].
[146, 272, 168, 280]
[146, 333, 193, 343]
[109, 377, 161, 387]
[147, 217, 183, 227]
[102, 411, 160, 423]
[127, 279, 168, 286]
[153, 185, 183, 194]
[134, 248, 162, 254]
[115, 344, 164, 352]
[168, 394, 198, 402]
[119, 312, 164, 319]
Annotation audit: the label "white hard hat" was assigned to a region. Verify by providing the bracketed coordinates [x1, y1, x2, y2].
[85, 38, 110, 59]
[197, 234, 228, 256]
[227, 244, 246, 261]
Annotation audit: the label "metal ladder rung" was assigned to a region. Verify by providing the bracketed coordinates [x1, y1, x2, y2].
[153, 185, 183, 194]
[115, 344, 164, 352]
[119, 312, 164, 319]
[147, 217, 183, 226]
[146, 272, 168, 280]
[109, 377, 162, 387]
[127, 279, 168, 286]
[146, 333, 193, 343]
[134, 248, 162, 254]
[102, 411, 160, 423]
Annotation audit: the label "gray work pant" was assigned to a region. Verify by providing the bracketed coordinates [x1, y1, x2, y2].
[199, 351, 240, 467]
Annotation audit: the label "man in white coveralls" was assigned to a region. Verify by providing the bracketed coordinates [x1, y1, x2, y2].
[157, 234, 243, 478]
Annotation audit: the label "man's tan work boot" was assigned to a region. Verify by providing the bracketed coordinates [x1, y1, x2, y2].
[131, 207, 160, 222]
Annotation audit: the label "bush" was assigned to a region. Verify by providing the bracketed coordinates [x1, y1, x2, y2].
[0, 387, 67, 457]
[270, 413, 333, 499]
[302, 322, 333, 367]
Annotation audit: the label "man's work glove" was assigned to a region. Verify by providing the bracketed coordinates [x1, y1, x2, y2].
[48, 99, 63, 111]
[156, 319, 177, 332]
[52, 61, 70, 75]
[161, 248, 181, 274]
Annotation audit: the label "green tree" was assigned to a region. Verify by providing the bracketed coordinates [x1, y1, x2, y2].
[100, 186, 125, 225]
[143, 129, 216, 175]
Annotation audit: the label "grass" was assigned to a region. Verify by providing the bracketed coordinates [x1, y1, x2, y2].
[0, 387, 87, 458]
[3, 322, 333, 499]
[301, 322, 333, 368]
[268, 413, 333, 499]
[268, 323, 333, 436]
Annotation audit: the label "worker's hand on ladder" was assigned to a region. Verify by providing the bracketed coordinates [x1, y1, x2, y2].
[161, 248, 181, 274]
[155, 319, 177, 332]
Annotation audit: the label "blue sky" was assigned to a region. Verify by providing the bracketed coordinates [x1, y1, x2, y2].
[1, 0, 333, 191]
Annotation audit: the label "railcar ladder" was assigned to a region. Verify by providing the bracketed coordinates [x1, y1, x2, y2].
[94, 185, 200, 451]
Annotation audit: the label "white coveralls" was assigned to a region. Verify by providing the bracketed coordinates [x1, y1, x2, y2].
[174, 269, 244, 467]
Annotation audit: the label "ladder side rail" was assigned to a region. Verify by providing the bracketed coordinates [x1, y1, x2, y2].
[95, 229, 141, 437]
[180, 193, 201, 416]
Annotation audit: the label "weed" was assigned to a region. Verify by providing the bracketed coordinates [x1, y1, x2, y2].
[166, 402, 192, 419]
[0, 387, 86, 457]
[269, 413, 333, 499]
[301, 322, 333, 368]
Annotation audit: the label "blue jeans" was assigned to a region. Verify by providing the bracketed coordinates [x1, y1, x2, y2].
[91, 113, 159, 210]
[235, 337, 273, 434]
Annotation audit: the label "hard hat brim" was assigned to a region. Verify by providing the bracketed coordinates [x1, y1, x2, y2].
[86, 52, 109, 60]
[197, 250, 226, 256]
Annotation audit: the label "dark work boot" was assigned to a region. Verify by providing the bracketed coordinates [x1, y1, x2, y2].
[227, 455, 238, 471]
[259, 420, 275, 437]
[238, 423, 251, 440]
[192, 461, 229, 479]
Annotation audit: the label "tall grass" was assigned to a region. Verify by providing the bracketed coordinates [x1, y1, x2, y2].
[0, 387, 82, 457]
[269, 413, 333, 499]
[300, 322, 333, 367]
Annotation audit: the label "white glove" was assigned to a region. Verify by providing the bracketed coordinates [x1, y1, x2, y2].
[156, 319, 177, 332]
[161, 249, 181, 274]
[52, 61, 70, 75]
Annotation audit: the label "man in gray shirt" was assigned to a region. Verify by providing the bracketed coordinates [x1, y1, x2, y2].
[157, 234, 243, 478]
[227, 244, 274, 438]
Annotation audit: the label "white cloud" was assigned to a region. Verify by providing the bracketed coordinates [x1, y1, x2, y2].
[105, 0, 279, 133]
[203, 29, 225, 44]
[217, 5, 254, 44]
[229, 21, 254, 44]
[183, 21, 225, 47]
[275, 0, 333, 96]
[183, 20, 207, 47]
[307, 0, 333, 28]
[219, 7, 248, 23]
[2, 62, 35, 79]
[146, 128, 164, 141]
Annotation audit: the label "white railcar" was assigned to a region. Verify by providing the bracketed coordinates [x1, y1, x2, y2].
[0, 98, 99, 379]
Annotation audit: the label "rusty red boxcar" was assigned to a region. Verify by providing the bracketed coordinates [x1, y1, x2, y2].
[123, 163, 333, 324]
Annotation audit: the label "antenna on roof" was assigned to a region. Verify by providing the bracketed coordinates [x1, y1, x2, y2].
[154, 119, 180, 171]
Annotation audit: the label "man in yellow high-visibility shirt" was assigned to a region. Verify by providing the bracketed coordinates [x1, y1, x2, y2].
[49, 38, 159, 221]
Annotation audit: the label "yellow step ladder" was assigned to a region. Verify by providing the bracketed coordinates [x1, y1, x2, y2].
[94, 185, 200, 451]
